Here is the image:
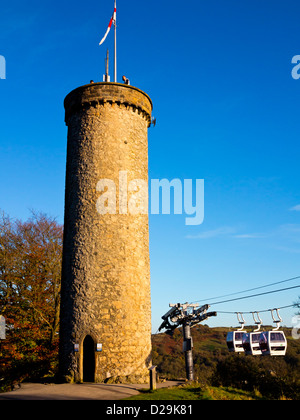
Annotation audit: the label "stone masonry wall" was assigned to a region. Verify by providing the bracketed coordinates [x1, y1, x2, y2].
[59, 83, 153, 383]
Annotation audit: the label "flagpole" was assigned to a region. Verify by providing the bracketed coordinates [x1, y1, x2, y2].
[114, 0, 117, 83]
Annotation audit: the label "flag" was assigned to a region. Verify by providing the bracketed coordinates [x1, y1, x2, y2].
[99, 6, 116, 45]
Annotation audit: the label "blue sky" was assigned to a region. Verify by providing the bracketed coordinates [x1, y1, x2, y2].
[1, 0, 300, 333]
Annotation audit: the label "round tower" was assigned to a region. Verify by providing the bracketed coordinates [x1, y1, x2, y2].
[59, 82, 153, 384]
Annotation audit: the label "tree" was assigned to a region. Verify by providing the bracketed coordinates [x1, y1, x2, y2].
[0, 210, 63, 386]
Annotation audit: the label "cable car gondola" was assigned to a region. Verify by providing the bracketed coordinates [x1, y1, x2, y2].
[259, 309, 287, 357]
[227, 313, 246, 353]
[243, 332, 262, 356]
[227, 331, 245, 353]
[259, 331, 287, 356]
[242, 312, 262, 356]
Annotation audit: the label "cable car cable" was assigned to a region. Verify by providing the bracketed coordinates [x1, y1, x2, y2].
[217, 304, 295, 315]
[189, 275, 300, 305]
[207, 284, 300, 307]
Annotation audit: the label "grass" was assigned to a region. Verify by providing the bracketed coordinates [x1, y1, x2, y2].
[124, 383, 264, 401]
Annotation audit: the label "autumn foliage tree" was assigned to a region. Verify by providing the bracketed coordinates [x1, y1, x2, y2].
[0, 210, 63, 387]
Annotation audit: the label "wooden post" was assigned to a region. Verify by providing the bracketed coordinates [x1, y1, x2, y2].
[149, 366, 157, 391]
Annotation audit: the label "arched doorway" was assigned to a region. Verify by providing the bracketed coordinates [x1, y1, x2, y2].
[83, 335, 95, 382]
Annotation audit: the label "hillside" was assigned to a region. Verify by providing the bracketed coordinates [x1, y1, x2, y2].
[126, 383, 266, 400]
[151, 325, 300, 400]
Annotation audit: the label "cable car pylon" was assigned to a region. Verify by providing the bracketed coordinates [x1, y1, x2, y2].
[159, 303, 217, 381]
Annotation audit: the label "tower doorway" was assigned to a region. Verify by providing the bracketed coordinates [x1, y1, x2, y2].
[83, 335, 95, 382]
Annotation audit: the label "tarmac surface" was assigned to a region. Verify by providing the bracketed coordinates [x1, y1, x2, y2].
[0, 380, 184, 400]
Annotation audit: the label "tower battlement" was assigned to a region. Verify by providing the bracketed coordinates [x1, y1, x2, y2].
[64, 82, 153, 127]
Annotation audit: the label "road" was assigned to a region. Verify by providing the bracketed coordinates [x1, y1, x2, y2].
[0, 381, 184, 400]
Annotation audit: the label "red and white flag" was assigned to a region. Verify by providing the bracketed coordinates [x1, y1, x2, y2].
[99, 6, 116, 45]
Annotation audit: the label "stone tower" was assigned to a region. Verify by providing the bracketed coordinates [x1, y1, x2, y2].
[59, 82, 153, 384]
